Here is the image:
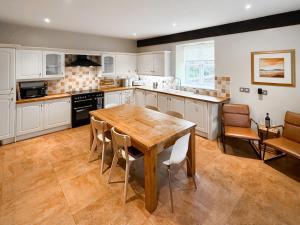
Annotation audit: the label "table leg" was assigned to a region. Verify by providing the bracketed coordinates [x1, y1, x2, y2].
[89, 122, 93, 149]
[144, 146, 158, 213]
[187, 127, 196, 176]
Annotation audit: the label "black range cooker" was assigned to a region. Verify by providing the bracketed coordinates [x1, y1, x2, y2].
[71, 90, 104, 128]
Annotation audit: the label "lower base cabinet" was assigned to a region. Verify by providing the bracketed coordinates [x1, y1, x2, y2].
[185, 99, 208, 133]
[104, 90, 134, 107]
[17, 98, 71, 136]
[0, 95, 15, 140]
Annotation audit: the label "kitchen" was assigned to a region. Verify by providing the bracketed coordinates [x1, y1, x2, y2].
[0, 1, 300, 225]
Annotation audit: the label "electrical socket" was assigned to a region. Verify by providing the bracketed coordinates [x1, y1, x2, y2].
[262, 90, 268, 95]
[240, 87, 245, 92]
[244, 88, 250, 93]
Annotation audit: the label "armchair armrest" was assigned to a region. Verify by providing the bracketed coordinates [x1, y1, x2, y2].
[250, 118, 259, 132]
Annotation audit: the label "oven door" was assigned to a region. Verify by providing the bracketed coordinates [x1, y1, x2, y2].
[72, 104, 96, 127]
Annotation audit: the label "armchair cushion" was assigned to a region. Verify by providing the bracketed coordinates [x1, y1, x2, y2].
[283, 111, 300, 143]
[264, 137, 300, 159]
[224, 126, 260, 140]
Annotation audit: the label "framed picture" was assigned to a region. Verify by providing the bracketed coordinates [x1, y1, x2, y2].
[251, 49, 295, 87]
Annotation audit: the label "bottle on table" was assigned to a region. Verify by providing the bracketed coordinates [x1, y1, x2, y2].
[265, 113, 271, 128]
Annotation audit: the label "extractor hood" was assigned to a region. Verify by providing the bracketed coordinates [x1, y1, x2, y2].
[66, 55, 101, 67]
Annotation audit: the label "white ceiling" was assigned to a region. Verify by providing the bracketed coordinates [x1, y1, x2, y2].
[0, 0, 299, 40]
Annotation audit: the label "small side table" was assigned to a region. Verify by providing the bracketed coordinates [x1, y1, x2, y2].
[258, 124, 285, 161]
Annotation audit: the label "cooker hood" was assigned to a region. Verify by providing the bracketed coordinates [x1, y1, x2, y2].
[67, 55, 101, 67]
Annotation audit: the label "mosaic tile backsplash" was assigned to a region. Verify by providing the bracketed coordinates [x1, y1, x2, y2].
[47, 67, 101, 94]
[47, 67, 230, 98]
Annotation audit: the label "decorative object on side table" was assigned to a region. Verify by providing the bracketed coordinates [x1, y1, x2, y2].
[251, 49, 295, 87]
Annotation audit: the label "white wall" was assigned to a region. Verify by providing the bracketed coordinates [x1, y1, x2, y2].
[138, 25, 300, 125]
[0, 22, 137, 52]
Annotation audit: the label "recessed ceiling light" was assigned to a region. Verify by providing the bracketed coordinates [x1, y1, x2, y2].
[172, 22, 177, 27]
[245, 4, 252, 10]
[133, 33, 137, 37]
[44, 18, 50, 24]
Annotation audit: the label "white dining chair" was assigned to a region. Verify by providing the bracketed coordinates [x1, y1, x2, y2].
[89, 116, 111, 174]
[105, 103, 118, 108]
[162, 133, 197, 212]
[108, 127, 144, 203]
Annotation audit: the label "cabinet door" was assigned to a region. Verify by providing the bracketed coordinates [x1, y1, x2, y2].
[170, 95, 185, 117]
[0, 95, 14, 140]
[16, 50, 43, 80]
[137, 54, 153, 75]
[145, 91, 158, 107]
[0, 48, 15, 95]
[17, 102, 43, 135]
[43, 51, 65, 79]
[104, 91, 121, 107]
[153, 53, 164, 76]
[134, 89, 146, 107]
[185, 99, 208, 133]
[116, 54, 137, 75]
[157, 93, 169, 113]
[121, 90, 134, 104]
[102, 54, 116, 76]
[44, 98, 71, 129]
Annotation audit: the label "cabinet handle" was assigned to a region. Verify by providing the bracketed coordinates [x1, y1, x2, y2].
[10, 97, 14, 102]
[39, 73, 42, 76]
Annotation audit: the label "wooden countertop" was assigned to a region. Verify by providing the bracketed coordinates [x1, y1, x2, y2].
[98, 86, 134, 92]
[99, 86, 229, 103]
[16, 93, 71, 104]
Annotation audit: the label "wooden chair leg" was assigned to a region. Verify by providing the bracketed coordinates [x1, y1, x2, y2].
[167, 166, 174, 213]
[186, 157, 197, 190]
[100, 142, 105, 174]
[124, 161, 131, 203]
[222, 135, 226, 153]
[108, 153, 118, 184]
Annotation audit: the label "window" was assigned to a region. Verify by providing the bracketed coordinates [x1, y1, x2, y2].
[176, 41, 215, 89]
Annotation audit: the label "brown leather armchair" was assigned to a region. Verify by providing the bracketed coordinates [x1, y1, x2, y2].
[263, 111, 300, 161]
[221, 104, 261, 157]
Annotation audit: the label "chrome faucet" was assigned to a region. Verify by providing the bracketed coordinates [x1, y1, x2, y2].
[173, 77, 182, 90]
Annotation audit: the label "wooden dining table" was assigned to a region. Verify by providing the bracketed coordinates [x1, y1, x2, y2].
[90, 104, 196, 213]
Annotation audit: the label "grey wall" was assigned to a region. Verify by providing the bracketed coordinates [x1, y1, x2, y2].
[138, 25, 300, 125]
[0, 22, 137, 52]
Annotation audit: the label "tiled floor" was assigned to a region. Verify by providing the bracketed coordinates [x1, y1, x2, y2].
[0, 125, 300, 225]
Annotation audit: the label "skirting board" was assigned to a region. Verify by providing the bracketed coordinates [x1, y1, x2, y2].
[0, 124, 71, 145]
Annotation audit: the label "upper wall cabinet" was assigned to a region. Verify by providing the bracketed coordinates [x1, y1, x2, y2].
[0, 48, 15, 95]
[43, 51, 65, 79]
[137, 51, 171, 76]
[115, 54, 137, 76]
[102, 53, 137, 77]
[102, 54, 116, 76]
[16, 49, 65, 81]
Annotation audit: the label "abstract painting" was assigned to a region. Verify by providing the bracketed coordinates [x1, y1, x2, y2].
[251, 50, 295, 87]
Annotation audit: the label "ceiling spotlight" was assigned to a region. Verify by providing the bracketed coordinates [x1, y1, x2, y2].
[245, 4, 252, 10]
[172, 22, 177, 27]
[133, 33, 137, 37]
[44, 18, 50, 23]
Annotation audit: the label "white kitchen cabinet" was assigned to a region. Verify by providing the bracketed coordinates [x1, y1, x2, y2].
[102, 54, 116, 76]
[137, 51, 171, 76]
[157, 93, 169, 113]
[43, 51, 65, 79]
[16, 50, 43, 80]
[121, 90, 134, 104]
[137, 54, 154, 75]
[116, 54, 137, 76]
[169, 95, 185, 117]
[134, 89, 146, 107]
[16, 49, 65, 80]
[17, 102, 43, 136]
[0, 95, 14, 140]
[44, 98, 71, 129]
[104, 91, 121, 107]
[145, 91, 158, 107]
[157, 93, 184, 116]
[0, 48, 15, 95]
[185, 99, 208, 133]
